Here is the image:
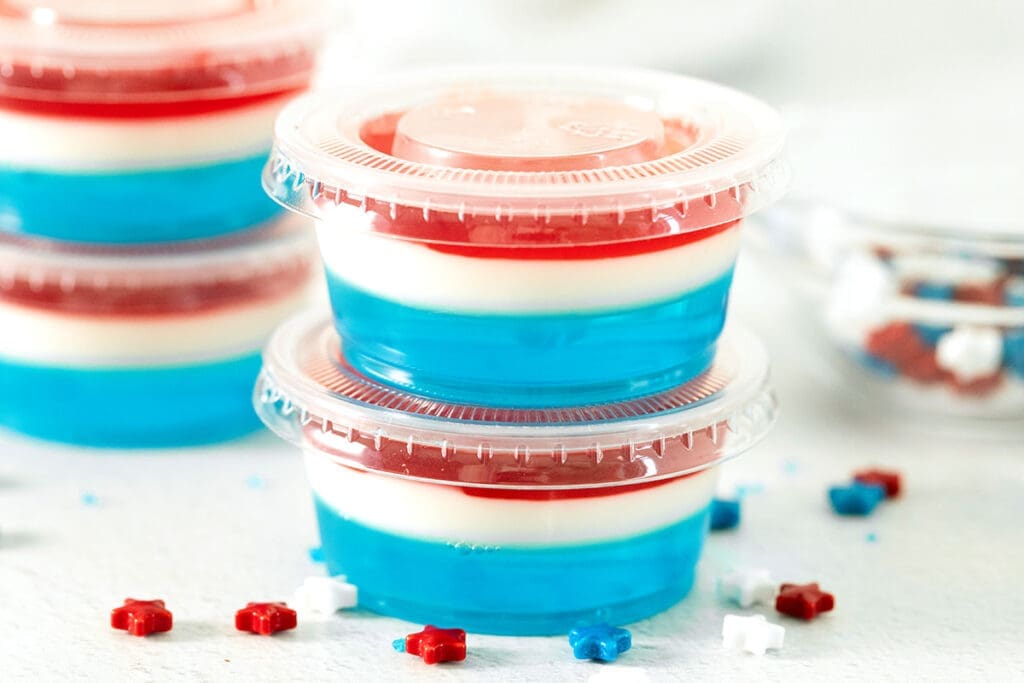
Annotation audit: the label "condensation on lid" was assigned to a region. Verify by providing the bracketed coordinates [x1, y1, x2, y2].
[254, 312, 777, 488]
[264, 65, 788, 236]
[0, 0, 327, 103]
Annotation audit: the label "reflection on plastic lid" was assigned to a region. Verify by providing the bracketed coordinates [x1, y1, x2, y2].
[391, 92, 666, 172]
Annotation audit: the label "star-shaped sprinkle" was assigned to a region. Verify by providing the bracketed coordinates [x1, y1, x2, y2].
[826, 253, 894, 325]
[709, 498, 741, 531]
[111, 598, 173, 637]
[717, 568, 778, 608]
[397, 625, 466, 664]
[1005, 276, 1024, 307]
[568, 624, 632, 662]
[912, 282, 955, 301]
[722, 614, 785, 655]
[955, 281, 1006, 306]
[293, 576, 358, 614]
[235, 602, 297, 635]
[853, 469, 902, 498]
[1005, 329, 1024, 378]
[936, 326, 1004, 383]
[864, 322, 928, 367]
[776, 582, 835, 620]
[828, 481, 885, 516]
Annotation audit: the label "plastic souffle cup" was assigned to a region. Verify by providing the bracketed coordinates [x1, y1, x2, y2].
[263, 65, 788, 408]
[0, 0, 328, 244]
[0, 216, 319, 447]
[255, 312, 776, 635]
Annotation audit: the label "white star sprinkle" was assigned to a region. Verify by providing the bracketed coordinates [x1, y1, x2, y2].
[936, 326, 1004, 382]
[722, 614, 785, 656]
[717, 568, 778, 608]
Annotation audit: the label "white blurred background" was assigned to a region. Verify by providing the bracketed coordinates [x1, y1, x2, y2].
[323, 0, 1023, 107]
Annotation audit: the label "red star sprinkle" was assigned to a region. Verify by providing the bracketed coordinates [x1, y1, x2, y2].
[947, 372, 1004, 397]
[235, 602, 297, 635]
[402, 625, 467, 664]
[854, 469, 902, 498]
[955, 282, 1005, 306]
[776, 583, 835, 620]
[899, 351, 949, 384]
[111, 599, 173, 637]
[864, 323, 929, 368]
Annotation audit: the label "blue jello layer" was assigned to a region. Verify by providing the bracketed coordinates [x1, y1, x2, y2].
[0, 352, 263, 447]
[327, 270, 734, 407]
[313, 496, 710, 635]
[1006, 329, 1024, 379]
[0, 153, 279, 244]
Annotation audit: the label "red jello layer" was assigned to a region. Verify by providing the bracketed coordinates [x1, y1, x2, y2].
[321, 189, 742, 260]
[327, 460, 695, 500]
[302, 420, 725, 490]
[308, 108, 747, 259]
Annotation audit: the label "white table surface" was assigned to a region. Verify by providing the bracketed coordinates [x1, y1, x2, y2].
[2, 259, 1022, 682]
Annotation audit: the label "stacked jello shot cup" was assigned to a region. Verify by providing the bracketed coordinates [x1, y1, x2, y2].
[256, 66, 787, 634]
[0, 1, 326, 447]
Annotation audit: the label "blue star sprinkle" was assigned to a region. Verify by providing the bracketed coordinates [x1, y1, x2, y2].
[828, 481, 886, 516]
[709, 498, 742, 531]
[245, 475, 265, 490]
[568, 624, 631, 662]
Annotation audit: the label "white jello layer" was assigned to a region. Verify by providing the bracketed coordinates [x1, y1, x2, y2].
[0, 285, 312, 367]
[0, 95, 292, 170]
[305, 450, 718, 547]
[316, 222, 740, 313]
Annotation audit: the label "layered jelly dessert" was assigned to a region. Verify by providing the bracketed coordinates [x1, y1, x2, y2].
[255, 313, 776, 634]
[0, 217, 317, 447]
[265, 66, 787, 406]
[0, 0, 324, 243]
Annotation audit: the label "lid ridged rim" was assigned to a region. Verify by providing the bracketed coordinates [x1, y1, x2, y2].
[0, 0, 326, 60]
[0, 214, 316, 289]
[264, 65, 789, 225]
[254, 312, 778, 480]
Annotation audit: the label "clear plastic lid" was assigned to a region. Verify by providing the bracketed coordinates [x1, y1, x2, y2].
[264, 65, 788, 246]
[254, 312, 777, 488]
[0, 0, 327, 109]
[0, 215, 315, 313]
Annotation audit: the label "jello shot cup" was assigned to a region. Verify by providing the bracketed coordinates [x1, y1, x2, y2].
[0, 0, 327, 244]
[256, 312, 776, 635]
[0, 217, 318, 447]
[265, 66, 787, 407]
